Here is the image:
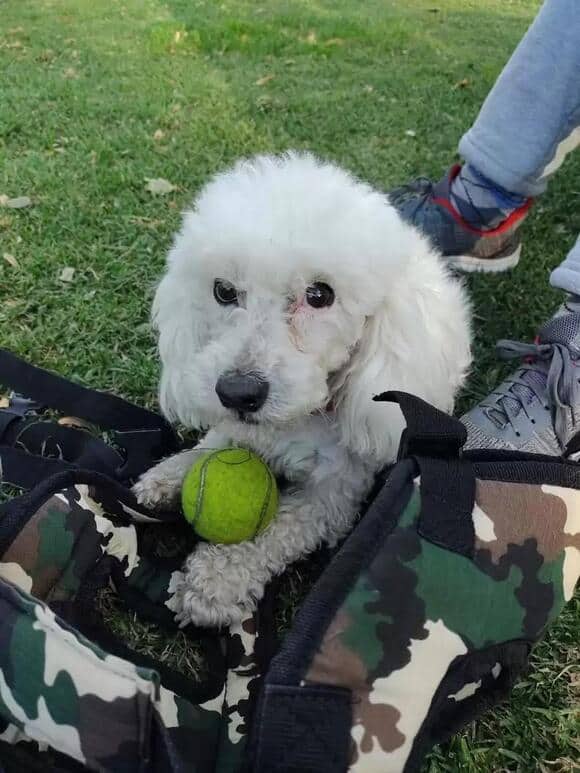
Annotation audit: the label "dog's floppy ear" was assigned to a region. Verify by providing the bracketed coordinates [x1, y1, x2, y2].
[152, 221, 210, 426]
[333, 252, 471, 463]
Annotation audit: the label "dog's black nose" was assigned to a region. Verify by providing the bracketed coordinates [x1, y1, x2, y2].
[215, 373, 269, 413]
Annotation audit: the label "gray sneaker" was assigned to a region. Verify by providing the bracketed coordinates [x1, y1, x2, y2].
[462, 301, 580, 455]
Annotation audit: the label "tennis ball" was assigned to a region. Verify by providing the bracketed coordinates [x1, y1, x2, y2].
[181, 448, 279, 544]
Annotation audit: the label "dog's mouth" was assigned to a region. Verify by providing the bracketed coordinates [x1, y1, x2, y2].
[236, 411, 259, 425]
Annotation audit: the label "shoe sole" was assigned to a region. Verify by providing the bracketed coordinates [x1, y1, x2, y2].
[448, 243, 522, 274]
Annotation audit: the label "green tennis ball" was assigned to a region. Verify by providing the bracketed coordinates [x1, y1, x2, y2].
[181, 448, 279, 544]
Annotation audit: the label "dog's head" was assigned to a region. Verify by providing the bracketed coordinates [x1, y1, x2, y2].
[154, 153, 471, 462]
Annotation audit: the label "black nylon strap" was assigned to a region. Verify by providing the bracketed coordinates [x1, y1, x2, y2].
[415, 456, 475, 558]
[376, 391, 475, 557]
[0, 446, 78, 489]
[4, 420, 123, 469]
[374, 390, 467, 459]
[0, 412, 20, 441]
[0, 348, 175, 441]
[253, 684, 352, 773]
[0, 349, 179, 486]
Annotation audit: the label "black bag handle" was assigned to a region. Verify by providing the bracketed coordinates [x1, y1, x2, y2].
[374, 390, 467, 459]
[0, 348, 173, 436]
[375, 391, 475, 557]
[0, 348, 179, 487]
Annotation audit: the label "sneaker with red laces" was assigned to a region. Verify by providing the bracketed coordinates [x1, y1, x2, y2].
[389, 164, 532, 273]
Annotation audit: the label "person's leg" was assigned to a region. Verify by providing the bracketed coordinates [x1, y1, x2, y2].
[390, 0, 580, 271]
[459, 0, 580, 199]
[550, 236, 580, 296]
[455, 0, 580, 451]
[390, 2, 580, 450]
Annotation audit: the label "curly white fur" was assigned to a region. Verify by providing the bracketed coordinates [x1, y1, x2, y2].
[134, 153, 471, 628]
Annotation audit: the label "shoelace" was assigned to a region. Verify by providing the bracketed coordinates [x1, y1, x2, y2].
[480, 339, 579, 446]
[392, 177, 434, 220]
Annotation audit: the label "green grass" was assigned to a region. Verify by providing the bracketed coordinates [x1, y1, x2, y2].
[1, 0, 579, 770]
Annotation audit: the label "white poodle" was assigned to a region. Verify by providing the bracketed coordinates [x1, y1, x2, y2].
[134, 153, 471, 628]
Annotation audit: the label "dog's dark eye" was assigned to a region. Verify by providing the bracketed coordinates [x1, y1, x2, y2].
[214, 279, 238, 306]
[305, 282, 335, 309]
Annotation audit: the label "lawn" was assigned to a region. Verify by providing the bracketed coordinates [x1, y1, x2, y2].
[1, 0, 579, 770]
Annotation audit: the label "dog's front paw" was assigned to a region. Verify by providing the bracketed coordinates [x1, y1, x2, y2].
[132, 467, 183, 511]
[166, 543, 264, 628]
[167, 571, 249, 628]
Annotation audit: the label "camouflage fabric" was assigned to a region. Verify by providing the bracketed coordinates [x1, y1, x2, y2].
[0, 481, 264, 772]
[0, 575, 226, 770]
[0, 484, 146, 604]
[214, 615, 263, 772]
[0, 466, 579, 772]
[304, 478, 580, 772]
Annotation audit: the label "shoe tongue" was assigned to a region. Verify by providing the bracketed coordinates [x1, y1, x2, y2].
[491, 367, 547, 425]
[539, 310, 580, 356]
[432, 170, 453, 200]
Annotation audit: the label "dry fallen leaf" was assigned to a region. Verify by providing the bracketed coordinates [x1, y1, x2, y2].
[324, 37, 345, 47]
[0, 195, 32, 209]
[255, 74, 275, 86]
[37, 49, 56, 63]
[453, 78, 470, 89]
[3, 253, 19, 269]
[129, 216, 164, 228]
[58, 416, 91, 430]
[305, 31, 317, 44]
[63, 67, 78, 79]
[59, 267, 75, 282]
[145, 177, 176, 195]
[153, 129, 165, 141]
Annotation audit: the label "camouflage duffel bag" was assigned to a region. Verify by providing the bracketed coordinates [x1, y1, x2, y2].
[249, 393, 580, 773]
[0, 350, 579, 773]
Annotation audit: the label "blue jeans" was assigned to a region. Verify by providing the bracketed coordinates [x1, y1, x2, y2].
[458, 0, 580, 294]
